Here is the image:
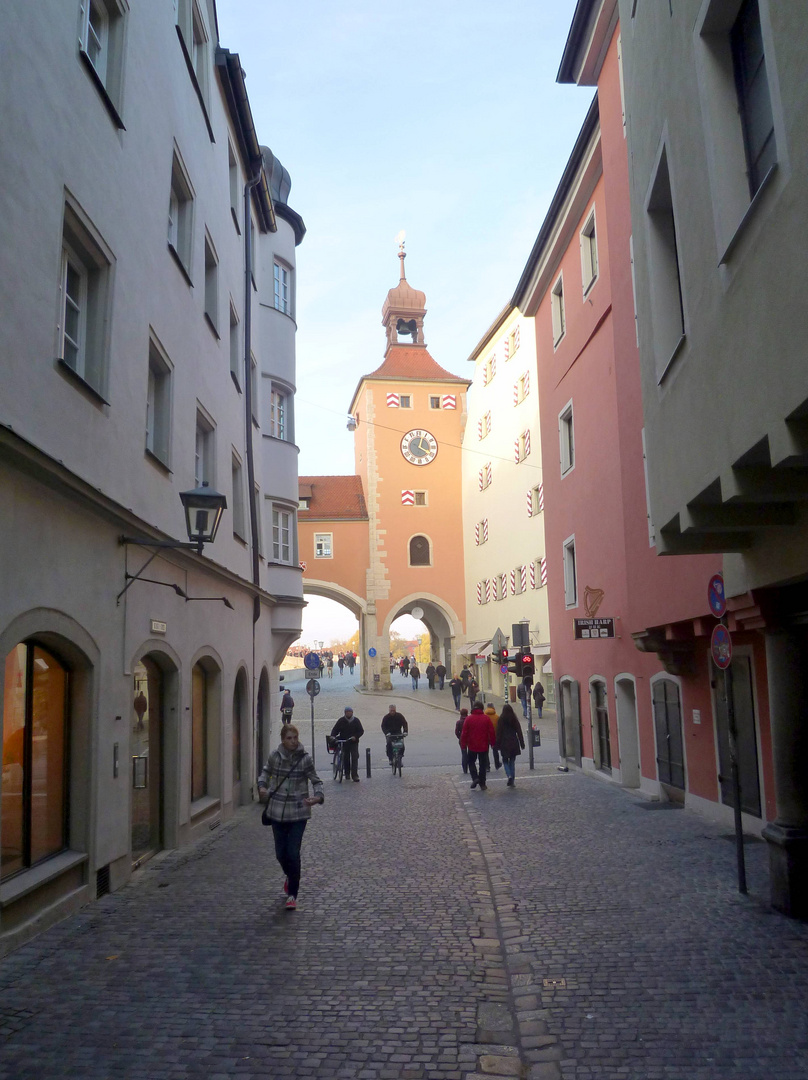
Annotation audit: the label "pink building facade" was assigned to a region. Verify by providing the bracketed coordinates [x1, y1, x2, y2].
[514, 3, 775, 830]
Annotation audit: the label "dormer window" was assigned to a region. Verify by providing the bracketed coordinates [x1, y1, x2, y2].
[298, 497, 311, 510]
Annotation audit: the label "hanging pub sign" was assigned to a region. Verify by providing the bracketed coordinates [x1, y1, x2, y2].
[574, 617, 615, 640]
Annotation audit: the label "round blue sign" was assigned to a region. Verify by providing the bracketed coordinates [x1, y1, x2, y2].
[304, 652, 320, 670]
[707, 573, 726, 618]
[711, 624, 732, 670]
[368, 647, 377, 657]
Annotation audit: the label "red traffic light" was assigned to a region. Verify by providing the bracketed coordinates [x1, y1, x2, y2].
[501, 648, 509, 659]
[521, 653, 534, 671]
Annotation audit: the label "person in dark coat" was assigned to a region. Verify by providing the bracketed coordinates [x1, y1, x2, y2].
[496, 703, 525, 787]
[516, 680, 529, 719]
[449, 676, 463, 710]
[460, 665, 471, 690]
[410, 663, 421, 690]
[280, 689, 295, 722]
[532, 681, 546, 718]
[435, 663, 447, 690]
[381, 705, 408, 761]
[425, 663, 436, 689]
[467, 677, 479, 707]
[455, 708, 469, 773]
[330, 707, 364, 781]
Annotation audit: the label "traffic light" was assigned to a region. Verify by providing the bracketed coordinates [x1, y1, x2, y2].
[520, 651, 535, 686]
[507, 652, 523, 678]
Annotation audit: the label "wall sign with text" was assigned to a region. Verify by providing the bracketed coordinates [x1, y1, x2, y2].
[574, 617, 615, 640]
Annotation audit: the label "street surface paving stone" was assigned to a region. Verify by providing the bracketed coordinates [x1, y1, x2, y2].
[2, 685, 808, 1078]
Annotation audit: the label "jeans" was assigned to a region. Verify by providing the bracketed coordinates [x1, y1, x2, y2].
[438, 675, 445, 689]
[467, 750, 490, 788]
[343, 740, 359, 779]
[271, 819, 307, 898]
[459, 746, 469, 773]
[502, 755, 516, 781]
[452, 691, 462, 709]
[411, 676, 419, 689]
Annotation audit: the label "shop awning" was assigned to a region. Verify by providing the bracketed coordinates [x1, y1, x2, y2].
[542, 658, 553, 674]
[458, 639, 489, 655]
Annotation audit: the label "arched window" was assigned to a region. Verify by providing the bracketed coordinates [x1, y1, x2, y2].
[2, 642, 68, 880]
[409, 535, 431, 566]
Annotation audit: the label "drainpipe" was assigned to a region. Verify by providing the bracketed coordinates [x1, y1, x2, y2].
[243, 167, 262, 626]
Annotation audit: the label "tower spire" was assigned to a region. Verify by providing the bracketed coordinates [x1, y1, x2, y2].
[382, 232, 426, 350]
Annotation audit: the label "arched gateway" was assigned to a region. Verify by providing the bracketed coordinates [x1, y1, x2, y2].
[297, 245, 470, 690]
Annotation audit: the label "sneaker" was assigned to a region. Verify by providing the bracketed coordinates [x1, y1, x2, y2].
[285, 896, 297, 910]
[283, 878, 289, 894]
[352, 776, 361, 782]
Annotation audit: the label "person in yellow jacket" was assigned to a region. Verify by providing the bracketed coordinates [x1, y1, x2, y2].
[484, 703, 502, 771]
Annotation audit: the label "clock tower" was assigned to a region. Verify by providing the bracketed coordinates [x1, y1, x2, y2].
[345, 243, 471, 689]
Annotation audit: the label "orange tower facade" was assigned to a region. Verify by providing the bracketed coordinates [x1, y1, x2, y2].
[298, 246, 470, 690]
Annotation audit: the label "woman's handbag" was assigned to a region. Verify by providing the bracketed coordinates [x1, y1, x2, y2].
[261, 764, 304, 824]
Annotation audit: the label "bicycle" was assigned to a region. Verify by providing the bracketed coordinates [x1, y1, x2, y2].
[326, 735, 355, 782]
[386, 731, 407, 776]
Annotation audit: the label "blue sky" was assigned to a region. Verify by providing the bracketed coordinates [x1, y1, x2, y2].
[214, 0, 592, 641]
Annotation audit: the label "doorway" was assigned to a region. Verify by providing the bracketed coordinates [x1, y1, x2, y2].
[713, 654, 761, 817]
[615, 677, 641, 788]
[652, 677, 685, 798]
[559, 678, 582, 766]
[131, 658, 163, 866]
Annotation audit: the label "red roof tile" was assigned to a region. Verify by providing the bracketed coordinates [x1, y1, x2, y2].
[298, 476, 368, 520]
[364, 345, 470, 384]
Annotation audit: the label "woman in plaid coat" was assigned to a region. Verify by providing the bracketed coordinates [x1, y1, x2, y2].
[257, 725, 324, 910]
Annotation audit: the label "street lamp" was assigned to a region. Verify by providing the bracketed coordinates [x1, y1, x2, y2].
[117, 482, 228, 603]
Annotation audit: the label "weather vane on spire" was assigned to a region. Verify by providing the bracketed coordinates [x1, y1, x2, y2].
[395, 229, 406, 254]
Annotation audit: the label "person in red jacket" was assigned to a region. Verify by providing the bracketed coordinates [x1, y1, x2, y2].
[459, 702, 496, 790]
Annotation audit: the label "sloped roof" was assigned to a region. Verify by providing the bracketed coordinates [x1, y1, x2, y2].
[298, 475, 368, 520]
[364, 345, 471, 384]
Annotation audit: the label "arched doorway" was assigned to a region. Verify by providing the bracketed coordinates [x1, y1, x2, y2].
[256, 667, 270, 778]
[131, 658, 163, 867]
[232, 667, 249, 808]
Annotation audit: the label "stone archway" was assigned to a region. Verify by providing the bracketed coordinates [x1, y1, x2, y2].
[375, 592, 464, 693]
[301, 580, 373, 688]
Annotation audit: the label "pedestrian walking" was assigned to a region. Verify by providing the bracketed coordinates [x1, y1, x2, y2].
[338, 656, 345, 675]
[532, 681, 545, 718]
[402, 656, 410, 676]
[516, 680, 529, 719]
[467, 677, 479, 707]
[436, 663, 446, 690]
[484, 703, 502, 770]
[455, 707, 469, 774]
[425, 662, 436, 689]
[449, 675, 463, 710]
[330, 707, 364, 781]
[495, 703, 525, 787]
[257, 724, 324, 910]
[280, 688, 295, 723]
[410, 663, 421, 690]
[318, 659, 325, 677]
[459, 665, 471, 690]
[460, 703, 496, 790]
[327, 657, 334, 678]
[347, 653, 355, 674]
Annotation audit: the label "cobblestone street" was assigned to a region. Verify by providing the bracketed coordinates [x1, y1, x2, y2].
[2, 692, 808, 1079]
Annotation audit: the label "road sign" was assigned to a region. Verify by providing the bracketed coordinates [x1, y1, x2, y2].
[711, 623, 732, 669]
[500, 664, 509, 675]
[492, 627, 507, 653]
[368, 647, 377, 657]
[304, 651, 320, 670]
[708, 573, 726, 618]
[475, 655, 486, 665]
[306, 679, 320, 697]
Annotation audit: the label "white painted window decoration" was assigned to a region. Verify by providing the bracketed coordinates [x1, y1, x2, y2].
[168, 150, 194, 276]
[509, 569, 516, 595]
[315, 533, 333, 558]
[581, 210, 598, 294]
[563, 536, 577, 608]
[551, 274, 566, 346]
[58, 199, 114, 397]
[441, 394, 456, 410]
[273, 261, 291, 315]
[204, 233, 219, 333]
[145, 338, 172, 467]
[528, 484, 544, 518]
[194, 409, 214, 488]
[479, 461, 493, 490]
[177, 0, 209, 105]
[559, 403, 574, 476]
[78, 0, 126, 121]
[402, 489, 415, 505]
[476, 581, 483, 606]
[499, 572, 508, 600]
[507, 325, 520, 358]
[270, 388, 286, 440]
[540, 556, 548, 587]
[387, 393, 400, 408]
[515, 429, 531, 464]
[529, 561, 536, 590]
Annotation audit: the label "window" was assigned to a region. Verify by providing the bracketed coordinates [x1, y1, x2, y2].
[231, 454, 246, 539]
[563, 536, 578, 608]
[478, 462, 493, 490]
[580, 210, 598, 293]
[269, 388, 287, 440]
[195, 409, 214, 487]
[58, 197, 114, 398]
[228, 142, 240, 231]
[250, 354, 259, 426]
[478, 411, 492, 441]
[591, 680, 612, 772]
[642, 428, 657, 548]
[645, 145, 685, 380]
[2, 643, 68, 880]
[551, 275, 566, 345]
[250, 219, 257, 288]
[515, 429, 531, 463]
[409, 535, 431, 566]
[254, 485, 263, 556]
[429, 396, 441, 409]
[480, 579, 491, 605]
[315, 533, 333, 558]
[731, 0, 776, 199]
[399, 394, 412, 409]
[498, 573, 508, 601]
[559, 403, 575, 475]
[177, 0, 209, 107]
[482, 355, 497, 385]
[146, 337, 172, 467]
[513, 565, 526, 595]
[530, 484, 544, 517]
[272, 506, 294, 563]
[274, 261, 290, 314]
[229, 302, 240, 388]
[414, 491, 427, 506]
[168, 150, 194, 278]
[507, 326, 520, 358]
[204, 234, 218, 334]
[514, 372, 530, 405]
[78, 0, 126, 125]
[474, 519, 489, 546]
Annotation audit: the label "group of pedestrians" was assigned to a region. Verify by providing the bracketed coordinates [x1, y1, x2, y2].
[455, 701, 525, 789]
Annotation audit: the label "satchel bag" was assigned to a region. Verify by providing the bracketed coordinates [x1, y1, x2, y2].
[261, 764, 304, 825]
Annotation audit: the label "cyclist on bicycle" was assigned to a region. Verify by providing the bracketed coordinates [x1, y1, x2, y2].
[330, 707, 364, 782]
[381, 704, 408, 762]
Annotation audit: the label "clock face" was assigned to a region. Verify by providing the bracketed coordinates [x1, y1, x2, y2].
[400, 429, 438, 466]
